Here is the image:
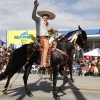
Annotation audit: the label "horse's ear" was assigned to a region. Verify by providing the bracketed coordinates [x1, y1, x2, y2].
[78, 25, 82, 30]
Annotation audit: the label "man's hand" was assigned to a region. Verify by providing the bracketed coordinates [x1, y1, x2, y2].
[34, 0, 39, 8]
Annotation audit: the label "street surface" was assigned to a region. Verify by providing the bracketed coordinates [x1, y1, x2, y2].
[0, 74, 100, 100]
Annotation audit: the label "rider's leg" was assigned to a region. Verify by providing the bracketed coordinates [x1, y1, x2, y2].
[40, 38, 49, 67]
[38, 38, 49, 78]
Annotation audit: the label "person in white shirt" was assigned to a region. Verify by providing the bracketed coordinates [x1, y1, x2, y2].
[32, 0, 56, 68]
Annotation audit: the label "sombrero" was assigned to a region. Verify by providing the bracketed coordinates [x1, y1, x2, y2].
[37, 10, 56, 20]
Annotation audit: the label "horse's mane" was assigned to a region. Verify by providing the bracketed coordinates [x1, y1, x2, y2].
[65, 30, 77, 37]
[58, 30, 77, 43]
[56, 30, 77, 51]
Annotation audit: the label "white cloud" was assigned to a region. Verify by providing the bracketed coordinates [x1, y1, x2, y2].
[70, 0, 100, 10]
[0, 0, 100, 41]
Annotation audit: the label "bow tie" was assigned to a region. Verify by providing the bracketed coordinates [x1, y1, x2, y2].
[45, 22, 49, 26]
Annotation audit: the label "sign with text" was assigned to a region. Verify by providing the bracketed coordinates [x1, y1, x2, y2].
[7, 30, 36, 44]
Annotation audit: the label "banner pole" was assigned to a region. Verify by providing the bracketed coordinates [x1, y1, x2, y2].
[6, 30, 7, 48]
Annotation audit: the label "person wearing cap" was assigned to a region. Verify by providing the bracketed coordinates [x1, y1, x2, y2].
[32, 0, 56, 68]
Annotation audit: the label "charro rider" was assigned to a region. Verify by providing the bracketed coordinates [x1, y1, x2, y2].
[32, 0, 56, 68]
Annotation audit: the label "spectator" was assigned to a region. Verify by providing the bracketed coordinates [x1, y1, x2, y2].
[8, 44, 14, 52]
[97, 59, 100, 76]
[35, 65, 39, 74]
[81, 65, 87, 76]
[0, 57, 9, 74]
[77, 66, 82, 76]
[93, 65, 99, 77]
[84, 63, 89, 76]
[31, 64, 39, 74]
[74, 58, 80, 75]
[89, 64, 94, 76]
[88, 63, 91, 69]
[0, 46, 3, 56]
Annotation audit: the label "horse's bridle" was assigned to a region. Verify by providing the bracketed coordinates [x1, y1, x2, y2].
[68, 30, 87, 48]
[78, 30, 86, 46]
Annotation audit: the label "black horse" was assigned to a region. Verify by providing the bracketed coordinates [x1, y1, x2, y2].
[0, 26, 87, 100]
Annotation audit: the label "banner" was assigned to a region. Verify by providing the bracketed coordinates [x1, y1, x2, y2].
[7, 30, 36, 44]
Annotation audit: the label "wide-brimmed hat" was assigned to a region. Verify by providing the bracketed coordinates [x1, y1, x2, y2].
[37, 10, 56, 20]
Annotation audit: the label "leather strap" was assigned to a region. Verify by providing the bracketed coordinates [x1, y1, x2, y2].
[56, 48, 72, 59]
[37, 36, 49, 39]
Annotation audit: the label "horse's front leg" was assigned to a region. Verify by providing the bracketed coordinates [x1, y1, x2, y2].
[57, 70, 68, 94]
[68, 62, 75, 83]
[53, 66, 60, 100]
[23, 65, 33, 97]
[48, 67, 53, 80]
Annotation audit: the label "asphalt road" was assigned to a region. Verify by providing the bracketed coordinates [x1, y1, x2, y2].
[0, 74, 100, 100]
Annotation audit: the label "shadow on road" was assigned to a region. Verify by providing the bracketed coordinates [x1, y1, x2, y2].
[57, 76, 87, 100]
[1, 76, 86, 100]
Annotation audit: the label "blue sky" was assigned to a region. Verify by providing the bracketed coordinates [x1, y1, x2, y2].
[0, 0, 100, 42]
[59, 29, 100, 35]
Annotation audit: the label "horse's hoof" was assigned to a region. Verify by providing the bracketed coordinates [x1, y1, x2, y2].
[27, 93, 33, 97]
[53, 94, 60, 100]
[71, 78, 75, 83]
[4, 92, 7, 95]
[55, 96, 60, 100]
[2, 89, 7, 95]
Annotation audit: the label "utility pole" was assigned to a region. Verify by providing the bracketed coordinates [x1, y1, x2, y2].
[6, 30, 7, 48]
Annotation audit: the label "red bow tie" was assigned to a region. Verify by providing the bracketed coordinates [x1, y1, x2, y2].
[45, 22, 49, 26]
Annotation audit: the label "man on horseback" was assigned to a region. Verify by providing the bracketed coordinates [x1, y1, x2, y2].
[32, 0, 56, 68]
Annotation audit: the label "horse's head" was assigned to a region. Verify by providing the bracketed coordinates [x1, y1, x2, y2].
[76, 25, 88, 51]
[64, 25, 88, 51]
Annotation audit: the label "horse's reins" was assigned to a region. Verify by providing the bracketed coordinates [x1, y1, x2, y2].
[55, 48, 73, 60]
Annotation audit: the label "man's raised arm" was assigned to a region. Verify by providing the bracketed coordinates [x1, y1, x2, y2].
[32, 0, 40, 22]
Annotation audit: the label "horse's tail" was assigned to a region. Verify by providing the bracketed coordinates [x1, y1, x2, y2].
[0, 51, 16, 81]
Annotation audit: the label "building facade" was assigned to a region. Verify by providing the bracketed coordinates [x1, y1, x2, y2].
[87, 34, 100, 50]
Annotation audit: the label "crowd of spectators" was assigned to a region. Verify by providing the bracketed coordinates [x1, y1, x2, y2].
[0, 43, 14, 57]
[0, 43, 14, 73]
[0, 43, 100, 78]
[72, 57, 100, 77]
[0, 43, 46, 75]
